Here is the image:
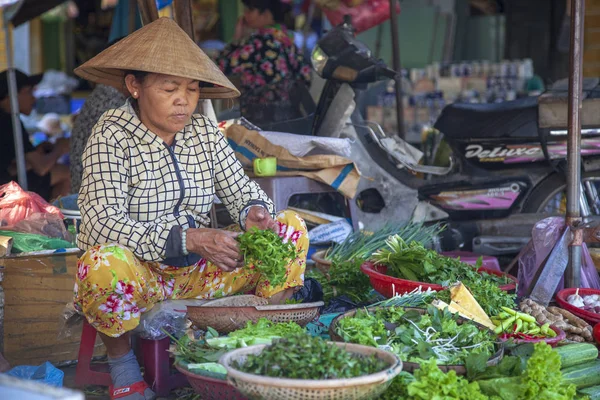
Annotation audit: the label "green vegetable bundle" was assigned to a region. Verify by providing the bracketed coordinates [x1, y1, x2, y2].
[475, 342, 578, 400]
[238, 227, 300, 287]
[372, 236, 509, 287]
[312, 223, 442, 303]
[336, 306, 495, 366]
[234, 334, 388, 380]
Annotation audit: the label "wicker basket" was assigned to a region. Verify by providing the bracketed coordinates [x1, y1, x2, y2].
[329, 307, 503, 376]
[175, 363, 247, 400]
[220, 343, 403, 400]
[311, 250, 332, 276]
[187, 296, 324, 334]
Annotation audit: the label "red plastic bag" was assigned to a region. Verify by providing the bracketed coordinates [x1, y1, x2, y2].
[321, 0, 401, 34]
[0, 181, 63, 226]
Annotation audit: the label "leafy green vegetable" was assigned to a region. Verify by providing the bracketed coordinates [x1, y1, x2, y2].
[314, 224, 442, 303]
[229, 318, 305, 338]
[284, 298, 303, 304]
[234, 334, 388, 379]
[337, 306, 496, 366]
[169, 334, 228, 366]
[380, 372, 415, 400]
[372, 237, 509, 287]
[477, 342, 578, 400]
[407, 358, 488, 399]
[238, 227, 300, 287]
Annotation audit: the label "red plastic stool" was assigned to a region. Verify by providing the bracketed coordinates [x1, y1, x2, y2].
[75, 320, 188, 396]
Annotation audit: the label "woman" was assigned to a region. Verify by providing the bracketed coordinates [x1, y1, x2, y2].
[216, 0, 311, 93]
[74, 18, 308, 400]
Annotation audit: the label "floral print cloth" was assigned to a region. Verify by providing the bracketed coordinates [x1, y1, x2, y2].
[217, 25, 311, 92]
[73, 211, 308, 337]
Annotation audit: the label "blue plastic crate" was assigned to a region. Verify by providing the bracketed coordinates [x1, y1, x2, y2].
[306, 312, 342, 339]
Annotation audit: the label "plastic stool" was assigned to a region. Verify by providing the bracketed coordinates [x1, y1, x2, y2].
[75, 320, 188, 396]
[254, 176, 359, 230]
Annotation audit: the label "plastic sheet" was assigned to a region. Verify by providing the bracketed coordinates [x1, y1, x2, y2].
[6, 362, 64, 388]
[3, 213, 73, 241]
[0, 230, 73, 253]
[0, 182, 63, 226]
[57, 303, 84, 340]
[321, 0, 401, 34]
[517, 217, 600, 297]
[132, 299, 209, 340]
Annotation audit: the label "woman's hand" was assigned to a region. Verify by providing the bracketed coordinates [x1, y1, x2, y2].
[186, 228, 243, 272]
[233, 16, 249, 41]
[246, 206, 277, 232]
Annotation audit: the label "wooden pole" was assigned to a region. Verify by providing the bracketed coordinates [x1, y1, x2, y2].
[174, 0, 195, 41]
[136, 0, 159, 26]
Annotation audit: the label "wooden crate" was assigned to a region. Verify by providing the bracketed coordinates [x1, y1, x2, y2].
[0, 249, 105, 366]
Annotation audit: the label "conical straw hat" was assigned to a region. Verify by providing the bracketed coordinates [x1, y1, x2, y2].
[74, 17, 240, 99]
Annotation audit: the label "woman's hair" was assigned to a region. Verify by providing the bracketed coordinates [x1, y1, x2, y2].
[124, 70, 149, 83]
[241, 0, 292, 25]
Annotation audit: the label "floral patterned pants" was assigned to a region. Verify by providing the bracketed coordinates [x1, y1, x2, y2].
[73, 211, 308, 337]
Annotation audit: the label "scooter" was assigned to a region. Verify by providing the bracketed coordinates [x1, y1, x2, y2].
[239, 16, 600, 257]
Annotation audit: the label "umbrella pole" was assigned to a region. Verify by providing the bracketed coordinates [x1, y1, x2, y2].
[388, 0, 405, 139]
[3, 19, 27, 189]
[565, 0, 585, 288]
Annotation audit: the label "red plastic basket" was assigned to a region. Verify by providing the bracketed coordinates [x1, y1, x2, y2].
[556, 288, 600, 325]
[497, 325, 566, 347]
[360, 262, 518, 298]
[175, 364, 247, 400]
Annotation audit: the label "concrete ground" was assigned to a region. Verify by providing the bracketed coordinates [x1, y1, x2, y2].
[61, 364, 199, 400]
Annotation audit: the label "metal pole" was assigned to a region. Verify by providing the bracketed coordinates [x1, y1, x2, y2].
[565, 0, 585, 288]
[3, 21, 26, 189]
[388, 0, 405, 139]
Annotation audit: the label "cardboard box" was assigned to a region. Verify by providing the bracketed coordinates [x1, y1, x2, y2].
[0, 249, 105, 366]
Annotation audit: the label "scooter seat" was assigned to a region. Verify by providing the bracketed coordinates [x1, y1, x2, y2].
[434, 96, 539, 141]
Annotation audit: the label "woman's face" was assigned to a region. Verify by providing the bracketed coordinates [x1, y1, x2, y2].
[243, 7, 272, 29]
[125, 73, 200, 137]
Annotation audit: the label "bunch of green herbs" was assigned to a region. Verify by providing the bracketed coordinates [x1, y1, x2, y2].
[336, 305, 495, 366]
[234, 333, 388, 379]
[313, 223, 442, 303]
[372, 236, 509, 287]
[238, 227, 300, 287]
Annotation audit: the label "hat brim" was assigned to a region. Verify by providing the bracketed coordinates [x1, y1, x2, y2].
[27, 73, 44, 87]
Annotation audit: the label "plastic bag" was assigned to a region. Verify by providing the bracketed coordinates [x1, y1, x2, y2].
[3, 213, 73, 241]
[132, 299, 209, 340]
[0, 182, 63, 226]
[321, 0, 401, 34]
[6, 361, 64, 387]
[0, 230, 74, 253]
[517, 217, 600, 297]
[291, 278, 324, 303]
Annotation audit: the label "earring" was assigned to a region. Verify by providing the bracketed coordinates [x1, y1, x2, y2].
[133, 91, 138, 98]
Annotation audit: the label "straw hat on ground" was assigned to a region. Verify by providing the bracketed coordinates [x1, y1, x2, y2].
[74, 17, 240, 99]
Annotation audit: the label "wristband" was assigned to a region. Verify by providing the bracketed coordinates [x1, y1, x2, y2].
[181, 227, 189, 256]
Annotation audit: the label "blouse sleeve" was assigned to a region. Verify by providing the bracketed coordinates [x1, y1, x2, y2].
[208, 120, 275, 225]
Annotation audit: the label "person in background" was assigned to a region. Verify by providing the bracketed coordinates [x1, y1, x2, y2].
[216, 0, 311, 93]
[70, 38, 127, 194]
[70, 84, 126, 194]
[0, 70, 70, 200]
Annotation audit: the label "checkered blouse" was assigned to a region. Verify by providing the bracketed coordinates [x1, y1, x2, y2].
[77, 100, 273, 264]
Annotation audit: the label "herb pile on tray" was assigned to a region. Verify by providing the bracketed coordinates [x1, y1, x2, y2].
[336, 305, 496, 366]
[234, 334, 388, 380]
[238, 227, 300, 287]
[310, 223, 442, 303]
[372, 236, 510, 287]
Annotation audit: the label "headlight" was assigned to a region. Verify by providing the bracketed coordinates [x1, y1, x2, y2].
[311, 46, 329, 75]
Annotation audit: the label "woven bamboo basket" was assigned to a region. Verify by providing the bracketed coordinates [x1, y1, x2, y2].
[220, 342, 403, 400]
[187, 295, 324, 334]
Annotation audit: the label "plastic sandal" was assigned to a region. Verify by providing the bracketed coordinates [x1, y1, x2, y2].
[110, 381, 150, 399]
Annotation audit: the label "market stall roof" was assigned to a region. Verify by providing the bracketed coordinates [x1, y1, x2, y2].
[11, 0, 67, 26]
